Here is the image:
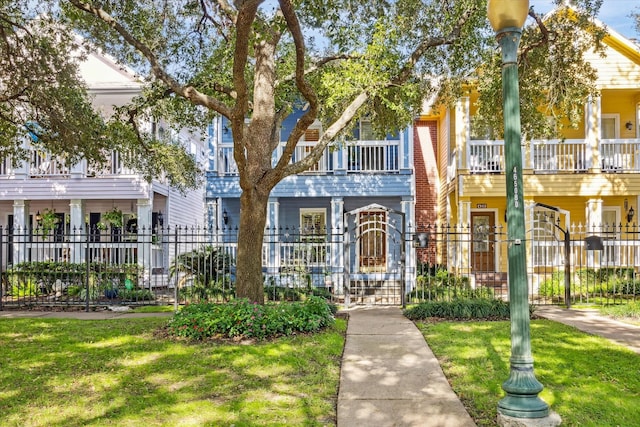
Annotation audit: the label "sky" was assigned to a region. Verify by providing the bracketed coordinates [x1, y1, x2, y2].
[530, 0, 639, 40]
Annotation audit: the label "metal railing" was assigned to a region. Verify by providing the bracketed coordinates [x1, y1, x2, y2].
[412, 222, 640, 306]
[3, 222, 639, 309]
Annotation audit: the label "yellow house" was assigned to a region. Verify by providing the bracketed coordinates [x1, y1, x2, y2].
[414, 11, 640, 299]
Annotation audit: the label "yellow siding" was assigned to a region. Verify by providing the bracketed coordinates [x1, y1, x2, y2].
[601, 89, 639, 138]
[585, 43, 640, 89]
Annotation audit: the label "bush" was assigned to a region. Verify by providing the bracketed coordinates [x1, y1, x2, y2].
[167, 296, 335, 341]
[539, 268, 640, 299]
[119, 288, 155, 301]
[403, 298, 521, 320]
[408, 269, 489, 302]
[8, 279, 40, 297]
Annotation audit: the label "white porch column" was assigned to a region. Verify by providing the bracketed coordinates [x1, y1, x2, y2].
[69, 199, 85, 263]
[137, 199, 153, 287]
[586, 199, 603, 232]
[70, 159, 85, 179]
[586, 198, 603, 267]
[459, 200, 472, 272]
[399, 127, 413, 172]
[330, 197, 344, 297]
[265, 198, 280, 280]
[456, 97, 470, 170]
[14, 137, 29, 179]
[12, 200, 29, 264]
[401, 197, 416, 296]
[586, 95, 601, 171]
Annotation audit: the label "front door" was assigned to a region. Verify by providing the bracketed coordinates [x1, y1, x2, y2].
[471, 212, 495, 271]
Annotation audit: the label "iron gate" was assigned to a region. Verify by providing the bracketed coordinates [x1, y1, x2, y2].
[343, 205, 405, 306]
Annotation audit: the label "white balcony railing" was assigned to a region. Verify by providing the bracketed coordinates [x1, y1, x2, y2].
[88, 151, 136, 176]
[467, 138, 640, 174]
[600, 139, 640, 172]
[532, 139, 587, 173]
[30, 151, 69, 178]
[216, 139, 401, 176]
[469, 140, 505, 173]
[346, 140, 399, 173]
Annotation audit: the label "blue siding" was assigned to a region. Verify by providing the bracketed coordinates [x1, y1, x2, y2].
[207, 174, 413, 199]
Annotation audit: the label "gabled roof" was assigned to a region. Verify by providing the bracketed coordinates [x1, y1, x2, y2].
[74, 35, 141, 91]
[544, 5, 640, 66]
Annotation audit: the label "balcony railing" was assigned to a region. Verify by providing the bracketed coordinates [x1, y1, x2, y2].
[532, 139, 587, 173]
[30, 151, 69, 178]
[466, 138, 640, 174]
[216, 139, 401, 176]
[0, 145, 178, 180]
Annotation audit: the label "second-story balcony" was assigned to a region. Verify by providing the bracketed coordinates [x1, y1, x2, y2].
[0, 148, 156, 181]
[214, 138, 404, 176]
[463, 137, 640, 175]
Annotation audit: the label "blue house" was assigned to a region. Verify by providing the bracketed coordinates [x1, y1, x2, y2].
[206, 109, 417, 305]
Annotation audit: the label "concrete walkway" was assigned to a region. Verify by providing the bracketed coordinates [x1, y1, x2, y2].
[337, 307, 476, 427]
[534, 305, 640, 354]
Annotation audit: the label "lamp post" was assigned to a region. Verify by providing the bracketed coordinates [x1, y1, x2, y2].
[487, 0, 551, 420]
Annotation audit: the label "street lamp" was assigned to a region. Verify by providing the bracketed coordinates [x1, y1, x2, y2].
[487, 0, 553, 421]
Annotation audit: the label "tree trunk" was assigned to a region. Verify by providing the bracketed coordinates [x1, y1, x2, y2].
[235, 188, 270, 302]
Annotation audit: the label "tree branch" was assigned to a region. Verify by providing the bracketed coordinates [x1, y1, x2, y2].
[229, 0, 262, 176]
[272, 0, 319, 173]
[275, 53, 358, 86]
[67, 0, 233, 118]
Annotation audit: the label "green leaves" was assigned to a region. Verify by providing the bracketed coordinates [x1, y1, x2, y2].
[472, 2, 605, 141]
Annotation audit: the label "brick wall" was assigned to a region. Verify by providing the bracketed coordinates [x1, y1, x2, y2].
[413, 120, 438, 226]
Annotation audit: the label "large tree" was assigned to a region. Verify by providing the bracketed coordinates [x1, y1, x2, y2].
[3, 0, 604, 302]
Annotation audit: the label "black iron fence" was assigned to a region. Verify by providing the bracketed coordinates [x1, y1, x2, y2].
[1, 222, 639, 309]
[413, 222, 640, 306]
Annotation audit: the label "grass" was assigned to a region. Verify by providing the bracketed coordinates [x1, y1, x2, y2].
[129, 305, 176, 313]
[598, 301, 640, 325]
[416, 319, 640, 427]
[0, 317, 346, 426]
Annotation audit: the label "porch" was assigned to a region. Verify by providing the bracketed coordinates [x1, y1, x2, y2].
[462, 138, 640, 174]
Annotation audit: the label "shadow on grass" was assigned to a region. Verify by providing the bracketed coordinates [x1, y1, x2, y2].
[418, 319, 640, 427]
[0, 318, 345, 426]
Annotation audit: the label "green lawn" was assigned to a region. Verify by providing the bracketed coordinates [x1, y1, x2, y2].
[417, 319, 640, 427]
[0, 317, 345, 427]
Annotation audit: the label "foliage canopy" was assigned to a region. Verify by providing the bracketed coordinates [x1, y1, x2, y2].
[1, 0, 616, 300]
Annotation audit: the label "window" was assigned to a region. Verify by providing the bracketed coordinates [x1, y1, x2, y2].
[360, 119, 374, 141]
[601, 208, 620, 264]
[531, 209, 563, 267]
[358, 211, 386, 272]
[298, 123, 326, 172]
[298, 209, 327, 264]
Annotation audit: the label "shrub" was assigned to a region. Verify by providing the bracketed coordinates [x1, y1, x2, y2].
[8, 279, 40, 297]
[409, 269, 489, 302]
[167, 296, 335, 341]
[179, 278, 234, 303]
[403, 298, 522, 320]
[119, 288, 155, 301]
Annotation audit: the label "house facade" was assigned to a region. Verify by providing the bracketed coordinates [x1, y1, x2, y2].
[0, 49, 207, 285]
[417, 17, 640, 299]
[206, 109, 417, 304]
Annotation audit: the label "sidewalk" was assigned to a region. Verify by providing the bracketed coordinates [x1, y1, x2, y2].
[534, 305, 640, 354]
[0, 309, 174, 320]
[337, 306, 476, 427]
